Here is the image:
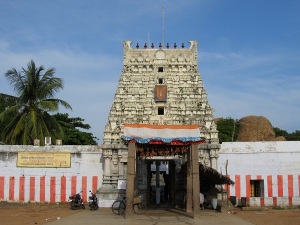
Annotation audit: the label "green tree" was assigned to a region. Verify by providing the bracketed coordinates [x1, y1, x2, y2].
[53, 113, 98, 145]
[273, 127, 289, 138]
[0, 95, 17, 143]
[0, 60, 72, 145]
[286, 130, 300, 141]
[215, 117, 239, 143]
[273, 127, 300, 141]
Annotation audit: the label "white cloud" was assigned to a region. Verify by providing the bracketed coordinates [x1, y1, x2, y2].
[200, 50, 300, 133]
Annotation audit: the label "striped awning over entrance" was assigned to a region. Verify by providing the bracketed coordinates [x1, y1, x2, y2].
[122, 124, 203, 144]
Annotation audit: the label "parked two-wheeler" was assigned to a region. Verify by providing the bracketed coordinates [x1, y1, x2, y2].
[88, 190, 99, 211]
[69, 192, 85, 210]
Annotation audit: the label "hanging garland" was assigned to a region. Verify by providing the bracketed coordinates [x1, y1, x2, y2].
[136, 144, 189, 158]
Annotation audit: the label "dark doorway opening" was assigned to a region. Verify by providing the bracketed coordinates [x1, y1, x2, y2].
[146, 160, 176, 208]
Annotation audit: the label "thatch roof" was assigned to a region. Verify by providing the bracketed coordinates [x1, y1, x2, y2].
[180, 162, 234, 185]
[199, 163, 234, 185]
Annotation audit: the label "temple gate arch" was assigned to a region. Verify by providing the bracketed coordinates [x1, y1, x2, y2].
[123, 124, 203, 218]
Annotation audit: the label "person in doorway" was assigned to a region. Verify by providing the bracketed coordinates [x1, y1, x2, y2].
[156, 184, 161, 206]
[200, 192, 204, 210]
[208, 185, 219, 210]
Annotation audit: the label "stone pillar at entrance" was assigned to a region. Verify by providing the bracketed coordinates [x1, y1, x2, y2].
[155, 161, 161, 205]
[186, 144, 200, 216]
[192, 144, 200, 217]
[125, 142, 136, 219]
[186, 148, 193, 213]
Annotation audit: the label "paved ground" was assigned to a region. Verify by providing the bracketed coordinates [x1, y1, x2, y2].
[46, 207, 255, 225]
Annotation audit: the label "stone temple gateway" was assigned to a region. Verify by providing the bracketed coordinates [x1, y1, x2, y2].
[100, 40, 221, 215]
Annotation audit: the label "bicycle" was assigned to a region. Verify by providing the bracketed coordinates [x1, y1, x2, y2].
[111, 196, 146, 215]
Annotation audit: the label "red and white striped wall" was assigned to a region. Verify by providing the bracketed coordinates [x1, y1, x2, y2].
[219, 142, 300, 207]
[0, 145, 103, 203]
[223, 174, 300, 207]
[0, 175, 101, 203]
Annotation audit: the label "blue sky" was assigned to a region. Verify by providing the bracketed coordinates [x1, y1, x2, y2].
[0, 0, 299, 143]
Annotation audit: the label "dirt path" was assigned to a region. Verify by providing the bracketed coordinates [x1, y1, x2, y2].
[0, 202, 80, 225]
[1, 202, 300, 225]
[233, 208, 300, 225]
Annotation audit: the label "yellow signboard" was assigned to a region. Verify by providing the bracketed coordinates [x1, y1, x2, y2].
[17, 152, 71, 168]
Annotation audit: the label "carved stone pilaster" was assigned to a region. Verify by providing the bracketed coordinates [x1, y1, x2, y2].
[111, 149, 119, 175]
[101, 144, 128, 191]
[198, 143, 221, 169]
[117, 150, 127, 178]
[210, 121, 219, 143]
[102, 149, 112, 177]
[199, 149, 210, 166]
[209, 148, 220, 170]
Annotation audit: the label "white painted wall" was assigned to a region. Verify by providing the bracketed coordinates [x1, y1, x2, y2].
[219, 142, 300, 176]
[218, 141, 300, 207]
[2, 141, 299, 207]
[0, 145, 103, 203]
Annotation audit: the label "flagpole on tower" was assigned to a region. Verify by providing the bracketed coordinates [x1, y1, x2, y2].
[162, 0, 165, 47]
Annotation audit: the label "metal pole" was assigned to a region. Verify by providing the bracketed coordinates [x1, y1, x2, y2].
[226, 159, 229, 210]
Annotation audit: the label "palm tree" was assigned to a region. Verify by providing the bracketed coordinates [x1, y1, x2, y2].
[0, 60, 72, 145]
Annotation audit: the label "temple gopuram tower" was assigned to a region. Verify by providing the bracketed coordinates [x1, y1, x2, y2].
[100, 41, 220, 206]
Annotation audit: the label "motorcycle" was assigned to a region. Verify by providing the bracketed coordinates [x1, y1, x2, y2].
[69, 192, 85, 210]
[88, 190, 99, 211]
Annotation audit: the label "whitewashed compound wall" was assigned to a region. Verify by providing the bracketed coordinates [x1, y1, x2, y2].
[0, 145, 103, 203]
[218, 141, 300, 207]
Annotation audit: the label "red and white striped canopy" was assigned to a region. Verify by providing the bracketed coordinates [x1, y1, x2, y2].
[122, 124, 203, 144]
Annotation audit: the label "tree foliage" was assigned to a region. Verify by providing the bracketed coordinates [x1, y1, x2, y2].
[53, 113, 98, 145]
[274, 127, 300, 141]
[0, 60, 72, 145]
[286, 130, 300, 141]
[215, 117, 239, 143]
[273, 127, 289, 138]
[0, 95, 16, 135]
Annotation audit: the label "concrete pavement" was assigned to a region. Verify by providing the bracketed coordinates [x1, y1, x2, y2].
[47, 207, 255, 225]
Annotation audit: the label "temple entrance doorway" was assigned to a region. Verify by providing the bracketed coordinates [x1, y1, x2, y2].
[124, 124, 203, 218]
[145, 159, 177, 208]
[136, 143, 188, 209]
